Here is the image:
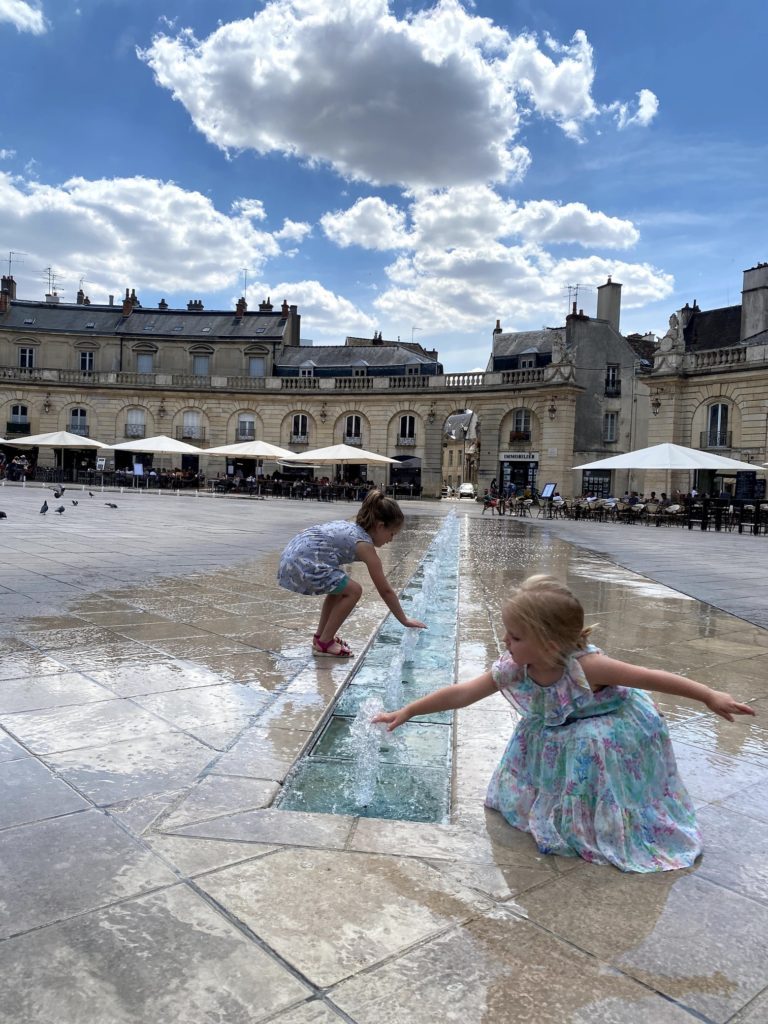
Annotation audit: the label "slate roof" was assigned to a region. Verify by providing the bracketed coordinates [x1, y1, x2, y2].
[276, 344, 435, 368]
[490, 328, 563, 360]
[625, 333, 658, 363]
[683, 306, 741, 352]
[2, 301, 287, 341]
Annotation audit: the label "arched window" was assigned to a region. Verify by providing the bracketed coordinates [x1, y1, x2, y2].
[69, 407, 88, 436]
[706, 403, 729, 448]
[345, 414, 362, 444]
[237, 414, 256, 440]
[181, 410, 204, 440]
[10, 404, 28, 423]
[398, 414, 416, 445]
[510, 409, 531, 442]
[125, 408, 146, 438]
[291, 413, 308, 442]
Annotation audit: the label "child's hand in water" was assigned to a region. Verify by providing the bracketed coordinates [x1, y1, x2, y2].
[372, 708, 410, 731]
[403, 618, 427, 629]
[706, 690, 756, 721]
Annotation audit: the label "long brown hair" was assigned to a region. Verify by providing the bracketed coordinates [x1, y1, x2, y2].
[356, 489, 404, 532]
[503, 575, 594, 664]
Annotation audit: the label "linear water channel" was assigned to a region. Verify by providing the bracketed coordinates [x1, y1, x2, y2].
[278, 514, 460, 822]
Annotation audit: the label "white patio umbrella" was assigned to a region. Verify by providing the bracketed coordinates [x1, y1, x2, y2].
[574, 443, 758, 472]
[9, 429, 111, 451]
[205, 439, 294, 459]
[281, 443, 398, 465]
[110, 434, 203, 455]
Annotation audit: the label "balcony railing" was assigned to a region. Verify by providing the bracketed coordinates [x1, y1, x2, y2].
[227, 376, 266, 390]
[604, 382, 621, 397]
[500, 368, 544, 385]
[68, 425, 90, 436]
[176, 426, 207, 441]
[124, 423, 146, 438]
[700, 430, 732, 449]
[335, 377, 373, 390]
[290, 434, 309, 444]
[343, 435, 363, 446]
[6, 421, 31, 435]
[172, 374, 211, 388]
[396, 435, 416, 446]
[283, 377, 318, 389]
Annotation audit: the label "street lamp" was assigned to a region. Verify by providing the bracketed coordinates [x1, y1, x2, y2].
[461, 424, 468, 484]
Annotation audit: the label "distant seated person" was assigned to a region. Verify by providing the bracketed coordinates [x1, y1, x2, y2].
[627, 492, 640, 506]
[658, 492, 672, 508]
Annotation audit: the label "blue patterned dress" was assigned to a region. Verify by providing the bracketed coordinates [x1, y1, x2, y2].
[277, 520, 372, 595]
[485, 645, 702, 873]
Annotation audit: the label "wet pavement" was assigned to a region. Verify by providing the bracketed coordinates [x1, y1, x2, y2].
[1, 485, 767, 1023]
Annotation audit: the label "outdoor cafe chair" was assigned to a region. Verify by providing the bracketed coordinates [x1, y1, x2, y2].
[660, 503, 683, 525]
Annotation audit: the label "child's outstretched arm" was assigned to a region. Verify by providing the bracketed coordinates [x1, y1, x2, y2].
[580, 653, 756, 722]
[373, 670, 497, 730]
[356, 544, 426, 628]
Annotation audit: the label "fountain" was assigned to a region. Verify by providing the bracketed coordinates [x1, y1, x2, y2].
[278, 514, 460, 822]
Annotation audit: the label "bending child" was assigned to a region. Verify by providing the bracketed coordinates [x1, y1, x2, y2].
[277, 489, 426, 658]
[374, 574, 755, 872]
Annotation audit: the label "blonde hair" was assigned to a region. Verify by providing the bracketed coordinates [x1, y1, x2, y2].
[502, 574, 593, 664]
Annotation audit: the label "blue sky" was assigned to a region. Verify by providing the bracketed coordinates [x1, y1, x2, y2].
[1, 0, 766, 371]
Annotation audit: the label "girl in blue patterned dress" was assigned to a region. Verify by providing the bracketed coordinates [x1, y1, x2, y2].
[374, 574, 755, 872]
[278, 489, 426, 658]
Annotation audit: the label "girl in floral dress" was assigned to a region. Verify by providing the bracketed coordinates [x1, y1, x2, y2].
[374, 574, 755, 872]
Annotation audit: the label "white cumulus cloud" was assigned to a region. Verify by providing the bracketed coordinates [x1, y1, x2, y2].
[0, 0, 46, 34]
[321, 197, 410, 250]
[0, 171, 305, 301]
[608, 88, 659, 130]
[139, 0, 654, 189]
[255, 278, 377, 342]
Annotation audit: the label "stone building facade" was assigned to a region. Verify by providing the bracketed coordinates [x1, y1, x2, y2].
[645, 262, 768, 498]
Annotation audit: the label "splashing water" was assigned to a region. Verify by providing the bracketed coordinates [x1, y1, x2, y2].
[349, 696, 386, 806]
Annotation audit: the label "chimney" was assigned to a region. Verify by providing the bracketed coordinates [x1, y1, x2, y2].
[741, 262, 768, 341]
[1, 275, 17, 300]
[77, 288, 85, 304]
[121, 288, 133, 317]
[109, 294, 114, 306]
[235, 296, 247, 318]
[281, 298, 289, 316]
[259, 296, 273, 312]
[596, 276, 622, 332]
[130, 288, 140, 308]
[0, 290, 7, 314]
[158, 298, 168, 310]
[493, 319, 502, 335]
[187, 299, 204, 311]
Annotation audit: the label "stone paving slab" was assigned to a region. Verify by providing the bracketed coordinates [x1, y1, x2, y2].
[0, 487, 767, 1021]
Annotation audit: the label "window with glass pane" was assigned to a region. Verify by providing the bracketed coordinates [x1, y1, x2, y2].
[19, 347, 34, 368]
[519, 356, 535, 369]
[70, 407, 88, 435]
[182, 411, 202, 439]
[299, 368, 313, 377]
[238, 415, 255, 439]
[249, 356, 266, 377]
[603, 411, 618, 442]
[136, 353, 153, 373]
[399, 414, 415, 438]
[292, 413, 308, 438]
[11, 404, 28, 423]
[345, 414, 361, 438]
[707, 404, 728, 446]
[126, 408, 145, 438]
[192, 355, 210, 376]
[80, 351, 94, 372]
[513, 409, 531, 433]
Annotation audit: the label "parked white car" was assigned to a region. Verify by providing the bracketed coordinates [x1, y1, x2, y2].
[458, 482, 476, 499]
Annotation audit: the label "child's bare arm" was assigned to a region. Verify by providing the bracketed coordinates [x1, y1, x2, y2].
[356, 543, 426, 628]
[373, 671, 497, 730]
[580, 653, 756, 722]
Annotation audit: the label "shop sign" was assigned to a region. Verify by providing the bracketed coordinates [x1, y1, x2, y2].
[499, 451, 539, 461]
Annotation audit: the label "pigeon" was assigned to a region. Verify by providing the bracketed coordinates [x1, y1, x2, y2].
[0, 511, 7, 519]
[53, 487, 65, 499]
[55, 506, 65, 514]
[105, 502, 118, 509]
[88, 492, 94, 497]
[71, 500, 79, 506]
[40, 500, 48, 514]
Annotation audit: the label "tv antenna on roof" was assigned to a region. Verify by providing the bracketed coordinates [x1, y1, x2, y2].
[565, 283, 581, 311]
[40, 266, 64, 296]
[7, 251, 27, 276]
[411, 326, 422, 344]
[240, 267, 258, 303]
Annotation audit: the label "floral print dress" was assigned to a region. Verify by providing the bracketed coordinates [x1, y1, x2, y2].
[485, 645, 702, 872]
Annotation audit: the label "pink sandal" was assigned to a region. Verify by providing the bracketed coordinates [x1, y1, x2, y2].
[312, 636, 353, 658]
[313, 632, 349, 650]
